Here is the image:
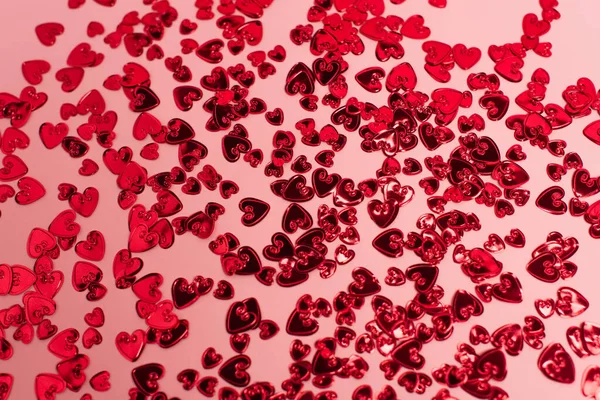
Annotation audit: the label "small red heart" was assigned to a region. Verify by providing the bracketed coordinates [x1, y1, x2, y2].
[84, 307, 105, 327]
[69, 187, 99, 217]
[68, 0, 85, 7]
[35, 374, 66, 400]
[93, 0, 116, 6]
[401, 15, 430, 39]
[196, 39, 225, 63]
[82, 327, 102, 349]
[87, 21, 105, 37]
[116, 329, 146, 362]
[494, 56, 524, 83]
[75, 230, 105, 261]
[202, 347, 223, 369]
[55, 67, 84, 92]
[140, 143, 160, 160]
[15, 177, 46, 205]
[60, 103, 78, 120]
[32, 265, 61, 297]
[48, 328, 79, 359]
[89, 371, 110, 391]
[67, 43, 99, 67]
[22, 60, 51, 85]
[267, 45, 286, 62]
[453, 44, 481, 70]
[535, 186, 567, 215]
[37, 319, 58, 339]
[20, 86, 47, 111]
[39, 122, 69, 149]
[0, 155, 28, 182]
[537, 343, 575, 383]
[35, 23, 64, 46]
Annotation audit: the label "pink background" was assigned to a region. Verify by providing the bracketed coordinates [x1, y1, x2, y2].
[1, 0, 600, 398]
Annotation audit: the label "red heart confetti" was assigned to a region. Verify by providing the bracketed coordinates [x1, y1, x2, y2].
[2, 0, 600, 399]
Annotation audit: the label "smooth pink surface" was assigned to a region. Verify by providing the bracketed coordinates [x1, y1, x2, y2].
[0, 0, 599, 399]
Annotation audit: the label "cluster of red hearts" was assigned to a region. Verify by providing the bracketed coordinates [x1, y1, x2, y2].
[7, 0, 600, 399]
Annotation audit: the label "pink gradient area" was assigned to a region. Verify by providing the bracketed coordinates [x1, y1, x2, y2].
[0, 0, 600, 399]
